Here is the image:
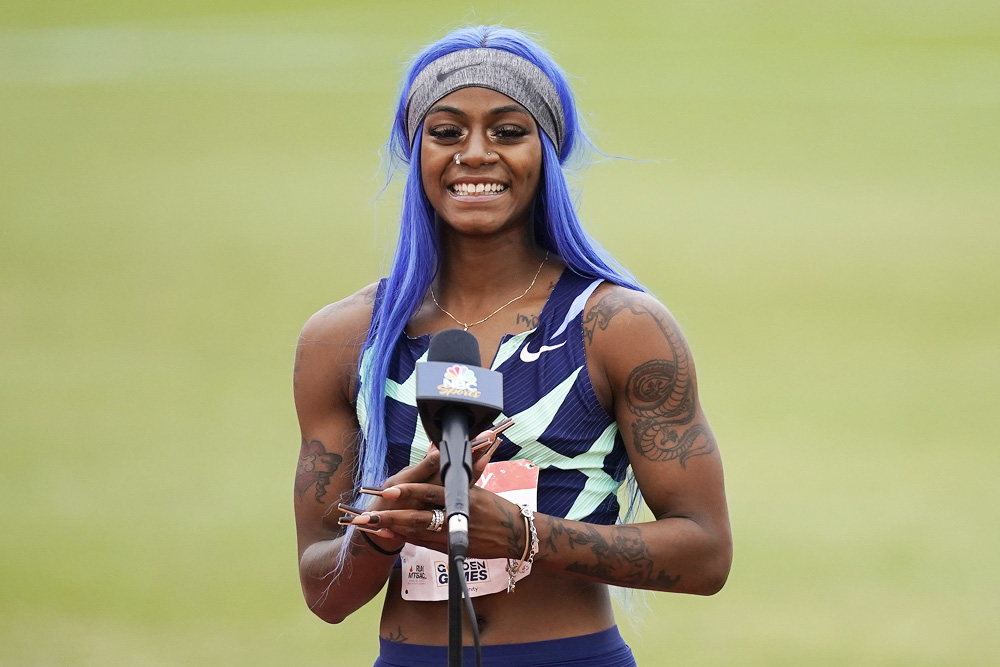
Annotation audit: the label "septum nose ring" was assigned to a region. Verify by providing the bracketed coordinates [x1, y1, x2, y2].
[454, 152, 494, 165]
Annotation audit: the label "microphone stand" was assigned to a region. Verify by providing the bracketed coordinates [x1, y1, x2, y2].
[439, 407, 472, 667]
[415, 330, 503, 667]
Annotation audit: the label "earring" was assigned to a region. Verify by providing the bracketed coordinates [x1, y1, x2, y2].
[454, 153, 463, 165]
[486, 152, 492, 157]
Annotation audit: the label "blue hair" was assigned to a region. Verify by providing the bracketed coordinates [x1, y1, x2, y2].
[350, 25, 645, 552]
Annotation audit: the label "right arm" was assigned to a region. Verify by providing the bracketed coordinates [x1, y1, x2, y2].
[293, 285, 403, 624]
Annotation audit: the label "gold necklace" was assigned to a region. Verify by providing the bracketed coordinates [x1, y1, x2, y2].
[430, 251, 549, 331]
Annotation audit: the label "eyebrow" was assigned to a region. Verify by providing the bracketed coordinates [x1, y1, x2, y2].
[424, 104, 532, 118]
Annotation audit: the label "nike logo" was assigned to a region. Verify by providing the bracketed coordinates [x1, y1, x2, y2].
[519, 341, 567, 363]
[436, 62, 482, 82]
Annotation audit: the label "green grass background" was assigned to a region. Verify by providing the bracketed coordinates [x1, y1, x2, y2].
[2, 1, 998, 665]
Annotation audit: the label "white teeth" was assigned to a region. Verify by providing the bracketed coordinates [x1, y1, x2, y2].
[451, 183, 507, 195]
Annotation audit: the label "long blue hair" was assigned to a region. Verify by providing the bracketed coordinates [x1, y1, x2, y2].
[350, 26, 645, 549]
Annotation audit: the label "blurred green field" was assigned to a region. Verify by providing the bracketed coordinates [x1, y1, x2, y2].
[2, 1, 998, 665]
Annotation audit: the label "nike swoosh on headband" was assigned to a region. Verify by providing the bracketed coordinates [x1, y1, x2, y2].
[519, 341, 567, 363]
[436, 62, 482, 82]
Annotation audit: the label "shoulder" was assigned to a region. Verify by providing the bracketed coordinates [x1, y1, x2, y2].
[295, 282, 380, 405]
[299, 281, 380, 347]
[582, 282, 697, 406]
[582, 283, 685, 348]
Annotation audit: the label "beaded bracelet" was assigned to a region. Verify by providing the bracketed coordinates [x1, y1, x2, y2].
[506, 506, 539, 593]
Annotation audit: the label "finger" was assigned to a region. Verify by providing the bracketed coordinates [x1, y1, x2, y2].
[472, 430, 509, 485]
[385, 447, 440, 486]
[339, 513, 381, 526]
[470, 431, 494, 451]
[471, 445, 493, 483]
[365, 508, 446, 539]
[379, 482, 445, 506]
[472, 418, 514, 450]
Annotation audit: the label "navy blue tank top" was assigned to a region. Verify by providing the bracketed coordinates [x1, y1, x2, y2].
[358, 270, 629, 524]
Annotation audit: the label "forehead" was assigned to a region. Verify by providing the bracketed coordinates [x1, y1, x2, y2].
[425, 87, 533, 118]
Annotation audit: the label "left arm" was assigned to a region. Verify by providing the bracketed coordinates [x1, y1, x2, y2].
[528, 285, 731, 594]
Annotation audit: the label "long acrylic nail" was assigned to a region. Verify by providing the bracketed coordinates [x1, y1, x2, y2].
[492, 417, 514, 435]
[359, 487, 386, 496]
[338, 503, 367, 516]
[484, 437, 502, 459]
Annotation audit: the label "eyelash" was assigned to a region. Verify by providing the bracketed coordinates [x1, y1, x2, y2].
[492, 125, 529, 141]
[426, 124, 530, 143]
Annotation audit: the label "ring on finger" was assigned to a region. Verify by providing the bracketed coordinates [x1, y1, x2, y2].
[427, 509, 445, 532]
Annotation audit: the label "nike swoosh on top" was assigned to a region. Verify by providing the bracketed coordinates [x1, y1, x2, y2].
[436, 62, 482, 82]
[519, 341, 567, 363]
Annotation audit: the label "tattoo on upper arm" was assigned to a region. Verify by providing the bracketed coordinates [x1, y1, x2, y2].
[582, 290, 638, 345]
[584, 290, 716, 467]
[626, 357, 712, 466]
[319, 284, 377, 318]
[541, 519, 680, 589]
[295, 439, 343, 503]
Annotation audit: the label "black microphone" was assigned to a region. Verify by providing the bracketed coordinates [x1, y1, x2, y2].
[416, 329, 504, 558]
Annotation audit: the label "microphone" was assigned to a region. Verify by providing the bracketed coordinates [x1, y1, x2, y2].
[415, 329, 504, 558]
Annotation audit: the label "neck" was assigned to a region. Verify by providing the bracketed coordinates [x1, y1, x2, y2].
[434, 227, 545, 298]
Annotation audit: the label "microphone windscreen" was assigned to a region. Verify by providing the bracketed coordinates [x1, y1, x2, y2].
[427, 329, 481, 366]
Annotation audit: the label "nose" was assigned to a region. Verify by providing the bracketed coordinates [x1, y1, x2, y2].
[457, 133, 496, 167]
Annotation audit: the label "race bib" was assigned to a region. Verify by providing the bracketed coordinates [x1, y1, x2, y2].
[400, 459, 538, 601]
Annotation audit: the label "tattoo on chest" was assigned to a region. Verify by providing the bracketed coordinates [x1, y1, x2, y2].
[295, 439, 343, 502]
[542, 519, 679, 589]
[515, 312, 539, 330]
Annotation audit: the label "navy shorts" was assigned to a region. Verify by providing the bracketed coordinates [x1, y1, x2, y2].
[373, 625, 636, 666]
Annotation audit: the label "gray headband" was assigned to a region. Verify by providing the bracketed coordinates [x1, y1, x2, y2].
[405, 48, 565, 151]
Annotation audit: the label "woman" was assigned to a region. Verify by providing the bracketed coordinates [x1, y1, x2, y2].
[294, 26, 731, 667]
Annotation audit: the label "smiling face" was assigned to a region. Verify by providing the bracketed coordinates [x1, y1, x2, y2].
[419, 87, 543, 238]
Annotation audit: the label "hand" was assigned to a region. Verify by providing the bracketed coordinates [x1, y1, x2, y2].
[337, 445, 442, 551]
[337, 418, 515, 552]
[344, 483, 526, 561]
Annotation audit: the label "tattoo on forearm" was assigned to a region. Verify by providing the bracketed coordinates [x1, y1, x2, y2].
[542, 519, 679, 589]
[495, 499, 525, 559]
[584, 290, 716, 466]
[384, 626, 407, 643]
[295, 439, 343, 502]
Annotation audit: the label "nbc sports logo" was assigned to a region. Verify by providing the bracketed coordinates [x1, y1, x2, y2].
[442, 365, 478, 391]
